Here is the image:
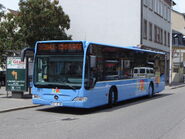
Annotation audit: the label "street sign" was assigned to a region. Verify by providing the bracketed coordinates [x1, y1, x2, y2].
[6, 57, 27, 92]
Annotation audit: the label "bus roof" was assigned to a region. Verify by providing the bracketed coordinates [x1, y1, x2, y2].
[36, 40, 166, 55]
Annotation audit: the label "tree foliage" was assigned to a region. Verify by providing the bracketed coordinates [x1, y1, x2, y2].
[0, 12, 24, 66]
[17, 0, 71, 47]
[0, 0, 71, 66]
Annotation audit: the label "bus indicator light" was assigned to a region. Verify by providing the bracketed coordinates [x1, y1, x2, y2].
[52, 89, 60, 93]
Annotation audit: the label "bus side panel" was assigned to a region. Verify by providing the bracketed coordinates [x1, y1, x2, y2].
[83, 82, 110, 108]
[154, 75, 165, 93]
[108, 79, 149, 101]
[134, 78, 150, 97]
[115, 80, 136, 101]
[83, 80, 136, 108]
[83, 79, 150, 108]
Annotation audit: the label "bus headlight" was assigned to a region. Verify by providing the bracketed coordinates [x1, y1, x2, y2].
[32, 94, 40, 99]
[73, 97, 88, 102]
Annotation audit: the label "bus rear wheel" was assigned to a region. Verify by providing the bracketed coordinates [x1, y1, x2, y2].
[148, 84, 154, 98]
[108, 88, 117, 107]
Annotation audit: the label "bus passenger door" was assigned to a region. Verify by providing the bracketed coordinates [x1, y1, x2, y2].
[84, 56, 108, 107]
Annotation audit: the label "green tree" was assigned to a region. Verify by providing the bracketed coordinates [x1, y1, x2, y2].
[17, 0, 71, 47]
[0, 4, 4, 67]
[0, 7, 24, 66]
[0, 0, 71, 66]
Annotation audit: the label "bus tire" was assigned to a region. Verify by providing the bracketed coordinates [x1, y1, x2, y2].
[148, 83, 154, 98]
[108, 87, 117, 107]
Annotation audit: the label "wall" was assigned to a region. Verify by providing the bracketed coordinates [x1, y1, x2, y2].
[172, 10, 185, 35]
[142, 0, 171, 52]
[60, 0, 141, 47]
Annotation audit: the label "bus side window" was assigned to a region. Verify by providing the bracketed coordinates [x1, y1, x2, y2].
[150, 69, 154, 74]
[134, 69, 138, 73]
[140, 69, 145, 74]
[147, 69, 150, 74]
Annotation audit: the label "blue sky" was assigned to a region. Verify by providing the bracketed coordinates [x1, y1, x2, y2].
[0, 0, 19, 10]
[0, 0, 184, 13]
[173, 0, 185, 13]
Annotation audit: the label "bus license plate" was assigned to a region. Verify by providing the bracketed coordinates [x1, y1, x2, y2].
[52, 102, 62, 106]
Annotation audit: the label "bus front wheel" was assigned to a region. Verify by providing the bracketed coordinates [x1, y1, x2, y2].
[108, 88, 117, 107]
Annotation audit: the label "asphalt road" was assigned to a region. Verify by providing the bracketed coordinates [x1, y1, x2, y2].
[0, 87, 185, 139]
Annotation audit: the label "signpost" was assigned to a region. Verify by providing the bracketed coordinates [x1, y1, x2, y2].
[6, 57, 27, 98]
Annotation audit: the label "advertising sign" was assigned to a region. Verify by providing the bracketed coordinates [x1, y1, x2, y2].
[6, 57, 27, 92]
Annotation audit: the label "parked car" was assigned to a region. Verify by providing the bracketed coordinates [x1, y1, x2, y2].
[133, 67, 154, 78]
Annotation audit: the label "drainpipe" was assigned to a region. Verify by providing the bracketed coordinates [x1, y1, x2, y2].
[169, 0, 173, 85]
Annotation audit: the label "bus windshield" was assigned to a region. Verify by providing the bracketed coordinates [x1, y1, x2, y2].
[34, 42, 84, 89]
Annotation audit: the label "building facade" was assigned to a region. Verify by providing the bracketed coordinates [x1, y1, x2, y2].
[172, 10, 185, 35]
[60, 0, 174, 53]
[142, 0, 173, 52]
[172, 10, 185, 83]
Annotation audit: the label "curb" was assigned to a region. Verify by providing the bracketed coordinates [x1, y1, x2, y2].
[0, 105, 42, 113]
[171, 84, 185, 89]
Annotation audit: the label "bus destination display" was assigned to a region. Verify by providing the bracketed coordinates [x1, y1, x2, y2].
[37, 43, 83, 54]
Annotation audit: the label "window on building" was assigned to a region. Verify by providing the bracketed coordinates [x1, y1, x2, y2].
[157, 0, 160, 14]
[143, 0, 147, 7]
[148, 0, 153, 10]
[157, 0, 159, 14]
[160, 1, 164, 17]
[154, 26, 164, 44]
[154, 25, 157, 42]
[168, 8, 171, 22]
[183, 53, 185, 62]
[153, 0, 155, 10]
[157, 27, 160, 43]
[168, 32, 170, 47]
[160, 29, 163, 44]
[173, 67, 179, 73]
[159, 0, 162, 15]
[163, 5, 167, 20]
[173, 37, 179, 46]
[149, 23, 153, 41]
[164, 31, 167, 46]
[143, 19, 147, 40]
[166, 6, 168, 20]
[167, 8, 171, 22]
[155, 0, 158, 13]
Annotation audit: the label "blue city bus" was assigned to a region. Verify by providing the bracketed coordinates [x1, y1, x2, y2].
[21, 40, 166, 108]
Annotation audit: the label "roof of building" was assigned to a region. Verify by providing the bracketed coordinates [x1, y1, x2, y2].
[164, 0, 176, 6]
[172, 9, 185, 18]
[7, 9, 19, 16]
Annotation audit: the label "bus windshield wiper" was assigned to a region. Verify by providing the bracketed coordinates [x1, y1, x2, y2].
[35, 82, 76, 90]
[35, 83, 56, 87]
[60, 81, 76, 90]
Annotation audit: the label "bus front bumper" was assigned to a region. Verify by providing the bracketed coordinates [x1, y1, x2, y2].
[32, 96, 90, 108]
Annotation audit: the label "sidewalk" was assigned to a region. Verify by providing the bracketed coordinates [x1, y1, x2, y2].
[166, 82, 185, 90]
[0, 87, 40, 113]
[0, 83, 185, 113]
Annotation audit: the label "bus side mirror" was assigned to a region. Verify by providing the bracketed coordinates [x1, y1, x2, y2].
[86, 77, 96, 90]
[21, 47, 35, 61]
[90, 77, 96, 88]
[90, 55, 96, 68]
